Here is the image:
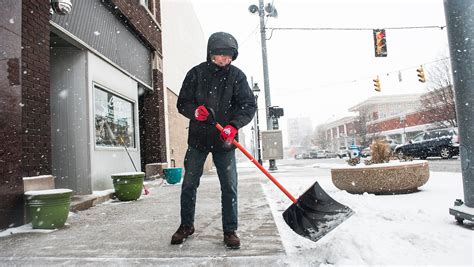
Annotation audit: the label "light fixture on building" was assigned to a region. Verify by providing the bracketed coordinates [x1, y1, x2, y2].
[51, 0, 72, 15]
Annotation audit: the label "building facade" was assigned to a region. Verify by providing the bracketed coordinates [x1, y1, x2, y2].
[349, 94, 441, 143]
[286, 117, 313, 154]
[0, 0, 166, 229]
[318, 93, 452, 152]
[161, 0, 215, 171]
[323, 116, 359, 152]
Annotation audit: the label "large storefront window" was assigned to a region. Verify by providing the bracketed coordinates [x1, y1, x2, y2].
[94, 86, 135, 148]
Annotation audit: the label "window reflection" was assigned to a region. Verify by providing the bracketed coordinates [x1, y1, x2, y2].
[94, 86, 135, 148]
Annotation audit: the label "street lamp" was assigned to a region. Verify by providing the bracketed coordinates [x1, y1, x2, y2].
[252, 83, 263, 165]
[249, 0, 278, 170]
[400, 115, 406, 143]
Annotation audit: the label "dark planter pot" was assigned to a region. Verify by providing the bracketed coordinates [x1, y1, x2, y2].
[25, 189, 73, 229]
[111, 172, 145, 201]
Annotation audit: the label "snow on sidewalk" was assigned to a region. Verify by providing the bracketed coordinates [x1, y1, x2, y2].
[261, 166, 473, 266]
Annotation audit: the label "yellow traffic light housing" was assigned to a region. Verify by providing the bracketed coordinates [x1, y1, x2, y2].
[373, 76, 381, 92]
[416, 65, 426, 83]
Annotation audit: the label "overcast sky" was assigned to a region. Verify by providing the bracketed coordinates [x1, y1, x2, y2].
[190, 0, 449, 138]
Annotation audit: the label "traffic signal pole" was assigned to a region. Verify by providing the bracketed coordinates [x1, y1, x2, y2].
[257, 0, 278, 170]
[257, 0, 272, 131]
[444, 0, 474, 224]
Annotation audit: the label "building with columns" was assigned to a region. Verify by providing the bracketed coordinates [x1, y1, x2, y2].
[319, 93, 451, 152]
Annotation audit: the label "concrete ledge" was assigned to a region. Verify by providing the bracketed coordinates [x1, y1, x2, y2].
[331, 161, 430, 194]
[23, 175, 55, 192]
[70, 191, 114, 212]
[145, 163, 168, 180]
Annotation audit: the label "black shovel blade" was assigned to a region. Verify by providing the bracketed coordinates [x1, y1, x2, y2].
[282, 181, 354, 242]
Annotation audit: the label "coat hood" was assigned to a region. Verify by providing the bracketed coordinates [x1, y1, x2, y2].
[207, 32, 239, 61]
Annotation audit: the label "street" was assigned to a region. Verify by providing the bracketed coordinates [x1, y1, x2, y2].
[284, 157, 462, 173]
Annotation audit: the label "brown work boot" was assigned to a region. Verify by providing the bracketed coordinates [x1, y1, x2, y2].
[223, 231, 241, 249]
[171, 224, 195, 245]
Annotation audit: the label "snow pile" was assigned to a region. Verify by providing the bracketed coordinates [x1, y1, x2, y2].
[261, 168, 473, 266]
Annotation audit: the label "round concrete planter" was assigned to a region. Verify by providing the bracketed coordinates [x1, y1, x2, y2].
[331, 161, 429, 194]
[111, 172, 145, 201]
[25, 189, 73, 229]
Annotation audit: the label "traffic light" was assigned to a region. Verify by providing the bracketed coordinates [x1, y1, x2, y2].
[373, 29, 387, 57]
[373, 76, 381, 92]
[416, 65, 426, 83]
[268, 106, 284, 118]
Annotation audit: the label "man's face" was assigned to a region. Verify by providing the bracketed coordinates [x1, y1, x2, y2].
[212, 54, 232, 67]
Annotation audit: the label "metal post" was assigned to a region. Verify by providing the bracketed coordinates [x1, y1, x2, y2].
[255, 97, 263, 165]
[251, 77, 258, 158]
[258, 0, 272, 130]
[444, 0, 474, 223]
[257, 0, 277, 170]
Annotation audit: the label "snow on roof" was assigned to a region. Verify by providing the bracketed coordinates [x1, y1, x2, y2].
[323, 115, 358, 128]
[349, 93, 422, 112]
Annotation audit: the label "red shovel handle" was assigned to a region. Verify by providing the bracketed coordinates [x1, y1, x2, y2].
[216, 123, 297, 204]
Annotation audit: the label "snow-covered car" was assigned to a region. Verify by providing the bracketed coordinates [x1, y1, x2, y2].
[336, 150, 349, 158]
[309, 150, 328, 159]
[360, 147, 371, 157]
[295, 153, 310, 159]
[385, 139, 400, 152]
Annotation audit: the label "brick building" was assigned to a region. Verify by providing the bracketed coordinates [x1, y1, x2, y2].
[320, 93, 451, 152]
[323, 116, 359, 152]
[0, 0, 166, 229]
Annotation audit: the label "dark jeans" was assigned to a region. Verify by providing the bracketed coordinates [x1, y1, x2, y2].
[180, 146, 238, 232]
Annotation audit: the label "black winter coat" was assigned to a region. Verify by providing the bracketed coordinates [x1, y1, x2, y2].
[177, 62, 256, 152]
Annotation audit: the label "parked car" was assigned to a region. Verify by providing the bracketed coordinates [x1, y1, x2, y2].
[360, 147, 371, 157]
[325, 151, 337, 158]
[385, 139, 400, 152]
[336, 149, 349, 159]
[295, 152, 310, 159]
[309, 150, 328, 159]
[394, 128, 459, 159]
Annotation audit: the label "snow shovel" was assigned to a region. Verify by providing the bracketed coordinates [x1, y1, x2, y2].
[213, 120, 354, 242]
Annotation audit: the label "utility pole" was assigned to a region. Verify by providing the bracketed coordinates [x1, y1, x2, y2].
[249, 0, 279, 170]
[257, 0, 272, 131]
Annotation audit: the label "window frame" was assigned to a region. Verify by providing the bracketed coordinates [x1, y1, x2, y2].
[93, 83, 136, 150]
[139, 0, 154, 14]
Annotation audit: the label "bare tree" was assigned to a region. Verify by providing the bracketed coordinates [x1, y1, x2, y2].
[419, 58, 457, 128]
[312, 125, 330, 150]
[354, 112, 369, 147]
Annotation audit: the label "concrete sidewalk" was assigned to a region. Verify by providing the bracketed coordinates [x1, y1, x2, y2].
[0, 167, 287, 266]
